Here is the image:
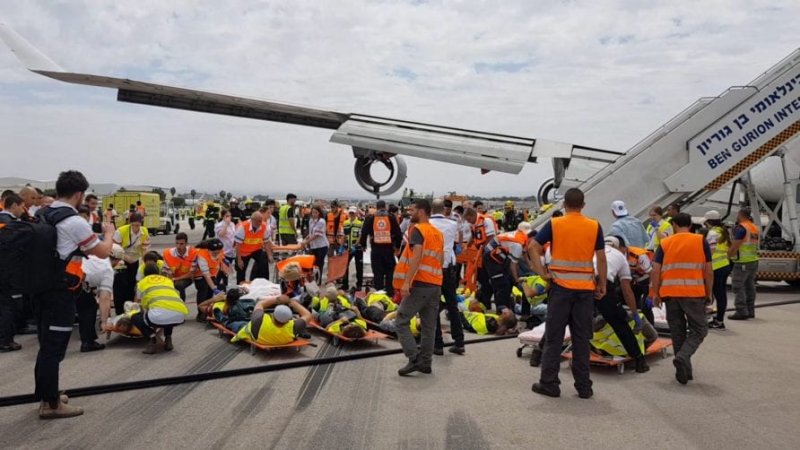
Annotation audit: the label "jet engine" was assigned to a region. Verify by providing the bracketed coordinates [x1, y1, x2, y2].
[352, 148, 408, 197]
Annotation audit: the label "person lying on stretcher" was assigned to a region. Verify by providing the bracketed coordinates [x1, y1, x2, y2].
[459, 298, 518, 335]
[512, 275, 549, 327]
[315, 285, 362, 328]
[105, 303, 143, 336]
[379, 311, 421, 337]
[354, 290, 396, 323]
[590, 311, 659, 358]
[197, 288, 256, 333]
[231, 295, 313, 346]
[325, 316, 369, 339]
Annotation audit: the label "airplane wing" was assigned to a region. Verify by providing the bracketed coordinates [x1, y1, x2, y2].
[0, 23, 622, 197]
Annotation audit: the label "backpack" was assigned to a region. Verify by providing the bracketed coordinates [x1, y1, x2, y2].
[0, 206, 78, 296]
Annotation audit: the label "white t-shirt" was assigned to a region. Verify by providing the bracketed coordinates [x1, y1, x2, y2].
[430, 214, 458, 268]
[50, 201, 100, 260]
[307, 218, 329, 249]
[82, 255, 115, 293]
[215, 220, 237, 257]
[594, 245, 631, 283]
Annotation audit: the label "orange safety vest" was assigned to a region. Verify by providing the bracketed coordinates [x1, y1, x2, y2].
[326, 211, 346, 243]
[471, 214, 497, 248]
[488, 230, 529, 263]
[136, 205, 146, 216]
[659, 233, 707, 298]
[627, 246, 653, 277]
[66, 258, 85, 291]
[393, 223, 444, 289]
[194, 248, 223, 278]
[549, 213, 599, 291]
[238, 220, 267, 257]
[373, 215, 393, 245]
[163, 247, 198, 279]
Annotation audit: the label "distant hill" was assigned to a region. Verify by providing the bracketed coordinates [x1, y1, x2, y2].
[0, 177, 156, 196]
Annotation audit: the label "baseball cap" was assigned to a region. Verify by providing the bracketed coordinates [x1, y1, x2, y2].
[611, 200, 628, 216]
[273, 305, 293, 324]
[348, 206, 357, 213]
[110, 244, 125, 260]
[704, 210, 721, 221]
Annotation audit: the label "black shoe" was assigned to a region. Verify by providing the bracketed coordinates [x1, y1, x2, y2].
[418, 365, 432, 374]
[531, 382, 560, 398]
[530, 347, 543, 367]
[399, 360, 429, 376]
[433, 347, 444, 356]
[0, 342, 22, 352]
[80, 341, 106, 353]
[728, 313, 749, 321]
[448, 346, 465, 355]
[635, 356, 650, 373]
[688, 367, 694, 381]
[577, 389, 594, 399]
[708, 320, 726, 330]
[748, 312, 755, 319]
[673, 358, 689, 385]
[17, 325, 37, 335]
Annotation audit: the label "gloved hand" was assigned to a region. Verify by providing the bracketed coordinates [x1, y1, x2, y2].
[534, 284, 546, 295]
[632, 313, 643, 334]
[644, 297, 654, 309]
[213, 288, 223, 296]
[454, 243, 463, 256]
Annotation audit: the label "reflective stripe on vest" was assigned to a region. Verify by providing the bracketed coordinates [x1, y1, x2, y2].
[393, 223, 444, 289]
[549, 214, 599, 291]
[659, 233, 707, 298]
[194, 248, 222, 278]
[373, 215, 393, 244]
[733, 221, 759, 263]
[278, 205, 293, 234]
[344, 218, 363, 246]
[238, 220, 267, 256]
[137, 275, 189, 315]
[163, 247, 198, 278]
[591, 315, 645, 357]
[237, 313, 295, 346]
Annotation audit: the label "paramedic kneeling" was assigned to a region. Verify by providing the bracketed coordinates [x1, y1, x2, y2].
[650, 213, 712, 385]
[133, 262, 190, 354]
[529, 188, 605, 399]
[35, 170, 115, 419]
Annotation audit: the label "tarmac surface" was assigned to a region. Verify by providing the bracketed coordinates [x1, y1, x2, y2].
[1, 223, 799, 449]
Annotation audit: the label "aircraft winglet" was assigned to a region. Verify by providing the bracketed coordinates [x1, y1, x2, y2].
[0, 23, 64, 73]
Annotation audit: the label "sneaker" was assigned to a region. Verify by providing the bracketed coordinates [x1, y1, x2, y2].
[531, 382, 560, 398]
[39, 401, 84, 420]
[727, 313, 749, 321]
[433, 347, 444, 356]
[635, 356, 650, 373]
[673, 358, 689, 385]
[448, 346, 465, 355]
[530, 347, 543, 367]
[708, 320, 726, 330]
[0, 341, 22, 352]
[80, 341, 106, 353]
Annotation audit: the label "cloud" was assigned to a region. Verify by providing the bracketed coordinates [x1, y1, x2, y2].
[1, 0, 799, 199]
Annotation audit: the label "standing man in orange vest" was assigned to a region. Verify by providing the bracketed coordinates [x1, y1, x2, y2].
[393, 199, 444, 376]
[360, 200, 403, 296]
[529, 188, 606, 399]
[162, 232, 198, 301]
[326, 200, 347, 253]
[650, 213, 712, 385]
[234, 212, 272, 283]
[727, 207, 760, 320]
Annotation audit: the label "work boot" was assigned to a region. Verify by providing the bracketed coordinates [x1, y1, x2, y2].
[531, 382, 560, 398]
[748, 311, 755, 319]
[398, 359, 431, 376]
[164, 336, 174, 352]
[673, 358, 689, 385]
[433, 347, 444, 356]
[143, 337, 162, 354]
[727, 313, 749, 321]
[80, 341, 106, 353]
[577, 388, 594, 399]
[448, 346, 465, 355]
[635, 356, 650, 373]
[530, 347, 543, 367]
[39, 401, 84, 420]
[0, 341, 22, 352]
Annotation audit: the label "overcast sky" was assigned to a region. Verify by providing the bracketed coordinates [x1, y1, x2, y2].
[1, 0, 798, 199]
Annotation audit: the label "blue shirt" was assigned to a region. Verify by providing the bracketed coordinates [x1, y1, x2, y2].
[732, 224, 747, 240]
[610, 215, 649, 248]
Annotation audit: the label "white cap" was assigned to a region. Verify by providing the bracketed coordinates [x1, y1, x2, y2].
[604, 236, 620, 248]
[611, 200, 628, 216]
[273, 305, 293, 324]
[348, 206, 357, 213]
[230, 197, 238, 203]
[704, 210, 721, 221]
[110, 244, 125, 260]
[517, 222, 532, 234]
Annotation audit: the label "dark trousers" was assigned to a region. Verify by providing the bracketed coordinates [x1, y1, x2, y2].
[130, 310, 175, 338]
[632, 279, 654, 326]
[435, 266, 465, 348]
[236, 249, 269, 284]
[713, 265, 733, 322]
[76, 289, 99, 345]
[595, 290, 643, 358]
[194, 278, 214, 306]
[0, 291, 23, 344]
[484, 256, 512, 312]
[33, 289, 76, 404]
[371, 248, 396, 296]
[174, 278, 193, 302]
[539, 285, 594, 393]
[279, 234, 297, 245]
[665, 299, 708, 366]
[310, 247, 328, 280]
[476, 265, 493, 311]
[342, 249, 363, 290]
[113, 261, 139, 315]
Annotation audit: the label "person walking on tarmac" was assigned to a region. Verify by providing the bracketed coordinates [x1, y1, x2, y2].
[360, 200, 402, 295]
[234, 211, 272, 284]
[728, 207, 759, 320]
[394, 199, 445, 376]
[112, 212, 150, 312]
[430, 198, 465, 355]
[278, 193, 298, 245]
[35, 170, 115, 419]
[529, 188, 606, 399]
[342, 206, 364, 291]
[650, 213, 712, 384]
[703, 210, 732, 329]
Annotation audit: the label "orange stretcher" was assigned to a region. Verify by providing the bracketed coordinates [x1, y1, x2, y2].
[458, 246, 481, 293]
[209, 320, 313, 355]
[562, 337, 673, 375]
[326, 250, 349, 283]
[103, 324, 143, 340]
[308, 319, 389, 347]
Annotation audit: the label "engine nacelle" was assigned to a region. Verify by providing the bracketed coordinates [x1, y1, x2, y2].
[537, 178, 559, 206]
[352, 148, 408, 197]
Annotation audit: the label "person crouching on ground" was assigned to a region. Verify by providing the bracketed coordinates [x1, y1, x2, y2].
[133, 262, 190, 354]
